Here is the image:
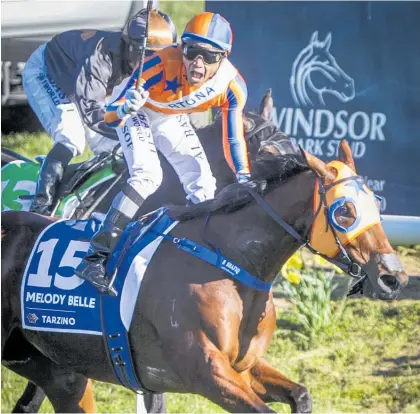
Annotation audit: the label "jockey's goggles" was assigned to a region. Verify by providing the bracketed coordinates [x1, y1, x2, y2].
[182, 45, 225, 64]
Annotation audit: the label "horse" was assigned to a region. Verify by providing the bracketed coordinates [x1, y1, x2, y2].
[2, 89, 292, 413]
[1, 139, 408, 413]
[290, 31, 355, 107]
[1, 89, 292, 220]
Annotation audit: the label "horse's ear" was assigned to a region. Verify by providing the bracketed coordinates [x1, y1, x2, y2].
[259, 88, 274, 122]
[310, 31, 319, 43]
[338, 139, 356, 172]
[324, 32, 332, 50]
[299, 146, 336, 182]
[243, 115, 254, 132]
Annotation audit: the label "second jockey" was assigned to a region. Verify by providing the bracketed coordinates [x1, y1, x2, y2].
[75, 12, 250, 295]
[23, 9, 177, 215]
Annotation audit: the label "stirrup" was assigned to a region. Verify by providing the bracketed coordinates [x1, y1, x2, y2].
[91, 278, 118, 297]
[76, 263, 118, 297]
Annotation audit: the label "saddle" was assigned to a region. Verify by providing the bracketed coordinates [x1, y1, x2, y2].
[57, 147, 126, 198]
[22, 147, 127, 216]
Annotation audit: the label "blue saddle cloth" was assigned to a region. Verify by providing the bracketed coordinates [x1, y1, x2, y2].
[21, 208, 176, 336]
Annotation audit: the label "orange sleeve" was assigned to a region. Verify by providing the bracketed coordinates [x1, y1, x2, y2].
[221, 73, 249, 173]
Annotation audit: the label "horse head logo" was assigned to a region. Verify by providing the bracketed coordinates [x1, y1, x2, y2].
[290, 31, 355, 107]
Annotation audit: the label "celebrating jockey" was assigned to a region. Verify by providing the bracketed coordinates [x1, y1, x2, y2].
[23, 9, 177, 215]
[75, 12, 250, 295]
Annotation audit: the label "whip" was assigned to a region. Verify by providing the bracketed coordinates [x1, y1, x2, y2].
[136, 0, 154, 92]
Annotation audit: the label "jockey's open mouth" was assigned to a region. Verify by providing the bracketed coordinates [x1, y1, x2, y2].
[188, 62, 205, 83]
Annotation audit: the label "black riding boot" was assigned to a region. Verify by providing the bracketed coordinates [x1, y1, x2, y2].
[30, 143, 73, 215]
[75, 207, 132, 296]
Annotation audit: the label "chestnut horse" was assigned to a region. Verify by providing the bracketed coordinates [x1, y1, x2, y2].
[1, 140, 407, 413]
[2, 89, 290, 413]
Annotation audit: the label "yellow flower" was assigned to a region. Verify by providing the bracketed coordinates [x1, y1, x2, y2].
[285, 270, 302, 285]
[285, 252, 304, 270]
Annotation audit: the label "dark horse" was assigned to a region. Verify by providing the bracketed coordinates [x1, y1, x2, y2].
[1, 90, 292, 220]
[2, 90, 292, 413]
[1, 140, 408, 413]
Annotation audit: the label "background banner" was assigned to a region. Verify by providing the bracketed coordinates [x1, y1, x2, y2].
[207, 1, 420, 215]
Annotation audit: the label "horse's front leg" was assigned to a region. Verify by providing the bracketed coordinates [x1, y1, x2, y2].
[248, 358, 312, 413]
[163, 340, 275, 413]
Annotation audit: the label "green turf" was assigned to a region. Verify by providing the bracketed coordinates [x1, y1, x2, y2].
[2, 300, 419, 413]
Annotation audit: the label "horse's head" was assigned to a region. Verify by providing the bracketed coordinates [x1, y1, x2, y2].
[301, 140, 408, 300]
[291, 32, 355, 106]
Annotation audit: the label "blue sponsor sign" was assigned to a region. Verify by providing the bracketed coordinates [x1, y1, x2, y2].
[207, 1, 420, 215]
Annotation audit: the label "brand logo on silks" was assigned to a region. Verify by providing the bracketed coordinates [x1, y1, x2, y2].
[290, 31, 355, 107]
[21, 213, 179, 336]
[272, 31, 388, 211]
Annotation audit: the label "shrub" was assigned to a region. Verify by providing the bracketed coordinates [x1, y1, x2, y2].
[277, 251, 348, 346]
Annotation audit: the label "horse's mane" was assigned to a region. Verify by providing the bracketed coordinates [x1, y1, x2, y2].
[168, 153, 309, 221]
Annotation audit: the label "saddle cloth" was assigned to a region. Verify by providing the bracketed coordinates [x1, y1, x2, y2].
[21, 208, 178, 335]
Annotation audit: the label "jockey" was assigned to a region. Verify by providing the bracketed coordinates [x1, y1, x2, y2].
[75, 12, 250, 295]
[22, 9, 177, 215]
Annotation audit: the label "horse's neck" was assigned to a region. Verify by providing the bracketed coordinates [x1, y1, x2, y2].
[212, 171, 315, 285]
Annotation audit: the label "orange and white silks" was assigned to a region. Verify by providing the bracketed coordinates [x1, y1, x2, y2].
[310, 161, 382, 257]
[105, 45, 249, 174]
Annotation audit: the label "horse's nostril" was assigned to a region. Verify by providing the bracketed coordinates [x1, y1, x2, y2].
[379, 274, 400, 291]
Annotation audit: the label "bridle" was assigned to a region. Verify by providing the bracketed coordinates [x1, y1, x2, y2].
[244, 120, 275, 141]
[225, 175, 369, 296]
[211, 116, 368, 294]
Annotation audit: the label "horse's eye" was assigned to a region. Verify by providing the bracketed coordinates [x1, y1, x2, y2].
[336, 205, 350, 217]
[330, 198, 358, 231]
[333, 202, 356, 228]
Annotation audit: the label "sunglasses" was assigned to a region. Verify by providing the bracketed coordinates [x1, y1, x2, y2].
[182, 45, 225, 65]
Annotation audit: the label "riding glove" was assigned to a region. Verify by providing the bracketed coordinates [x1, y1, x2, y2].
[117, 87, 149, 119]
[236, 170, 252, 184]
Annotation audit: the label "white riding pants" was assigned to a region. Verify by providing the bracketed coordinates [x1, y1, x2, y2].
[22, 44, 116, 156]
[117, 108, 217, 205]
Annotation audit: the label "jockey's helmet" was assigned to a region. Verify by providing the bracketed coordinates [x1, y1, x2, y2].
[123, 9, 177, 55]
[181, 12, 233, 53]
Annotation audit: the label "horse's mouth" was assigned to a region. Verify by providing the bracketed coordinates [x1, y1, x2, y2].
[362, 270, 407, 301]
